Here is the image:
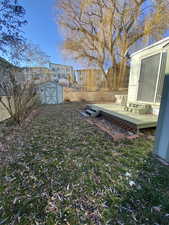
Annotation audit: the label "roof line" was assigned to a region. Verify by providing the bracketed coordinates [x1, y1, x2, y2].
[131, 37, 169, 57]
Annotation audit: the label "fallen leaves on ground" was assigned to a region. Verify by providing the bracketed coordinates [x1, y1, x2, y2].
[0, 103, 169, 225]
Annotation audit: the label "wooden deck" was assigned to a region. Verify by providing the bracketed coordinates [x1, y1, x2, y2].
[87, 104, 158, 132]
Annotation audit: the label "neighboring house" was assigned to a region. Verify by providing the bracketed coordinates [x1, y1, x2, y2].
[0, 57, 24, 91]
[127, 37, 169, 115]
[22, 67, 53, 84]
[22, 67, 64, 104]
[49, 63, 75, 84]
[0, 58, 18, 121]
[0, 57, 16, 82]
[0, 57, 11, 95]
[0, 57, 27, 85]
[0, 58, 66, 109]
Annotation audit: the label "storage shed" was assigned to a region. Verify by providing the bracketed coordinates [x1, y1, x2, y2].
[38, 81, 63, 104]
[127, 37, 169, 115]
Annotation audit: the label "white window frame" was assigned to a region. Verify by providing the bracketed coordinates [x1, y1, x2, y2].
[136, 50, 166, 105]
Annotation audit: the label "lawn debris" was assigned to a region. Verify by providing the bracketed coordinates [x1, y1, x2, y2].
[0, 103, 168, 225]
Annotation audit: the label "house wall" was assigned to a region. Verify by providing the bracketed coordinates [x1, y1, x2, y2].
[127, 41, 169, 108]
[0, 97, 11, 122]
[154, 76, 169, 162]
[0, 58, 15, 122]
[127, 54, 141, 103]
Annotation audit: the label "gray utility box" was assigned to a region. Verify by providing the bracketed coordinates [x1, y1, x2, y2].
[154, 75, 169, 162]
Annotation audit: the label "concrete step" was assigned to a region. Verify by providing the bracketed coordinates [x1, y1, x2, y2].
[86, 109, 96, 114]
[86, 109, 100, 117]
[80, 111, 90, 117]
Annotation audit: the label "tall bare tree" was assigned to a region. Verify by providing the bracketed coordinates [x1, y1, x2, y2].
[9, 41, 51, 67]
[56, 0, 169, 89]
[0, 0, 27, 57]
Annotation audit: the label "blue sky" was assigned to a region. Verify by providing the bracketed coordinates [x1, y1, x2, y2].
[13, 1, 169, 69]
[22, 0, 77, 68]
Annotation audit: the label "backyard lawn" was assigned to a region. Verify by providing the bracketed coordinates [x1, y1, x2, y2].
[0, 103, 169, 225]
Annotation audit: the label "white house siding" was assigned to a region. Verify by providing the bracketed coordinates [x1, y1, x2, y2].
[127, 37, 169, 108]
[127, 56, 140, 103]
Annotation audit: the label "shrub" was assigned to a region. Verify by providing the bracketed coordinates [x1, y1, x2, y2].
[0, 66, 39, 125]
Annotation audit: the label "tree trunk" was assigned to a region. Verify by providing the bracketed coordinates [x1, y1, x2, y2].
[113, 65, 119, 90]
[107, 71, 113, 91]
[118, 59, 127, 89]
[111, 56, 119, 91]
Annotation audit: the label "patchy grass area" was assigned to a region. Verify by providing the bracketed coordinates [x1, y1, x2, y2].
[0, 103, 169, 225]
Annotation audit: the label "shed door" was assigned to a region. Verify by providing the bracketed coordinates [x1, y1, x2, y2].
[57, 85, 63, 104]
[137, 53, 161, 102]
[45, 86, 58, 104]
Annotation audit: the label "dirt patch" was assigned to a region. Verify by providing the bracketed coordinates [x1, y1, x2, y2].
[85, 115, 148, 141]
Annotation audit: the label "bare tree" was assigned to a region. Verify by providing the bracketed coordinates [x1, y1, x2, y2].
[0, 66, 39, 125]
[56, 0, 169, 90]
[21, 42, 50, 67]
[0, 0, 27, 57]
[9, 41, 51, 67]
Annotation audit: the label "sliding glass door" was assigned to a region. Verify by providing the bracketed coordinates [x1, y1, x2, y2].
[137, 52, 167, 103]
